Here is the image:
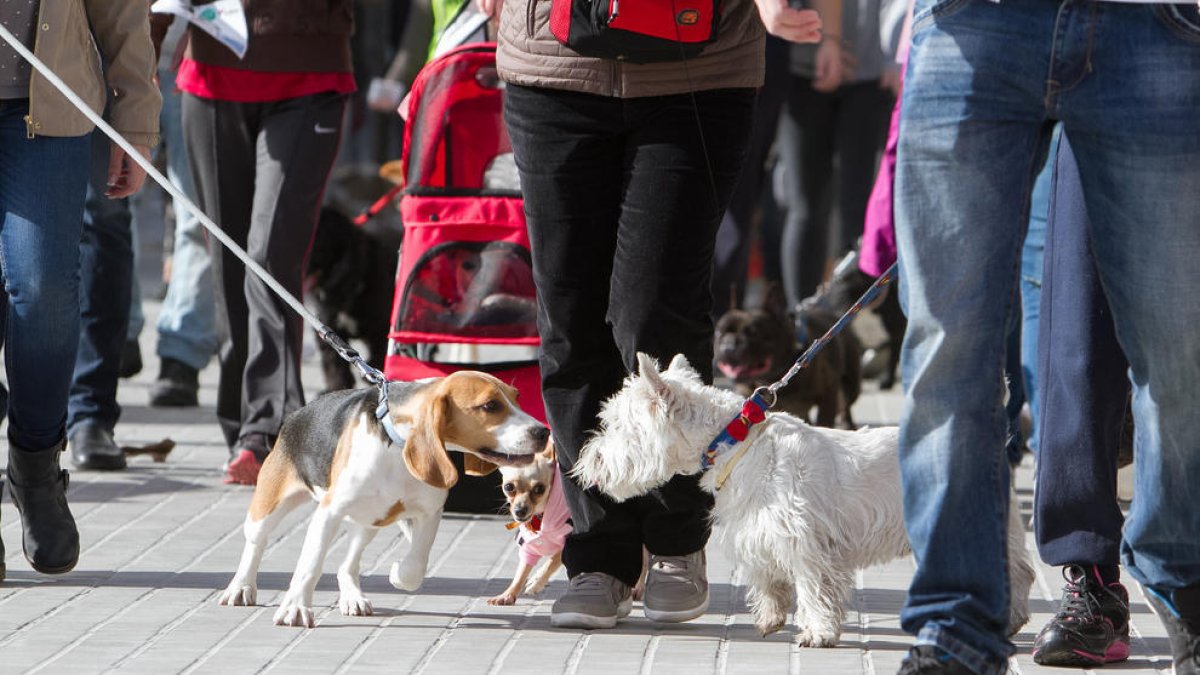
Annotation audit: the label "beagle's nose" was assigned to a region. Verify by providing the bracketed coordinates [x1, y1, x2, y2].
[530, 425, 550, 445]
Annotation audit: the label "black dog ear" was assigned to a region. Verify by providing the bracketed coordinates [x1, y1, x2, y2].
[762, 283, 789, 319]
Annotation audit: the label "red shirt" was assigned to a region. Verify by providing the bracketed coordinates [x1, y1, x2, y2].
[177, 58, 356, 103]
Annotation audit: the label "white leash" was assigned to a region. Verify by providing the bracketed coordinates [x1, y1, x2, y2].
[0, 24, 385, 387]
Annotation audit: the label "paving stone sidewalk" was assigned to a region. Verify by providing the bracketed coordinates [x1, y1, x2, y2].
[0, 299, 1174, 674]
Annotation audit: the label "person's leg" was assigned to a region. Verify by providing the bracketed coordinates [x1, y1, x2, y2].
[0, 99, 90, 573]
[1018, 126, 1059, 460]
[505, 84, 642, 628]
[1059, 8, 1200, 671]
[777, 76, 835, 306]
[1030, 132, 1131, 667]
[895, 1, 1056, 671]
[830, 81, 894, 261]
[505, 84, 641, 586]
[711, 36, 788, 317]
[614, 87, 756, 622]
[153, 67, 218, 407]
[235, 92, 345, 452]
[66, 128, 134, 471]
[183, 94, 259, 453]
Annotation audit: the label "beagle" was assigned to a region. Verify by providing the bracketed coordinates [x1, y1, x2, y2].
[216, 371, 549, 628]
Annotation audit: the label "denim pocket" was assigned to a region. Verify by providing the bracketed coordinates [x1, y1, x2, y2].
[911, 0, 973, 35]
[1155, 4, 1200, 43]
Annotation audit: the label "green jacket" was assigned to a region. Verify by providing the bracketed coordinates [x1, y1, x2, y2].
[24, 0, 160, 146]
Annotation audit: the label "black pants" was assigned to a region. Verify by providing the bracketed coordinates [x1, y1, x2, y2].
[777, 77, 893, 305]
[183, 91, 346, 452]
[505, 84, 756, 586]
[1034, 134, 1129, 568]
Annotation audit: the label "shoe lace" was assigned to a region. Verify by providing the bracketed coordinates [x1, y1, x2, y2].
[1055, 566, 1104, 624]
[652, 555, 690, 576]
[569, 572, 616, 595]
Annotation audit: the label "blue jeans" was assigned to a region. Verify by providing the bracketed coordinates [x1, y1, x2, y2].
[1018, 126, 1059, 458]
[1034, 132, 1129, 570]
[895, 1, 1200, 671]
[155, 68, 217, 371]
[67, 129, 134, 435]
[0, 100, 90, 451]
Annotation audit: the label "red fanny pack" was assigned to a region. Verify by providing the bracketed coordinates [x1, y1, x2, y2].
[550, 0, 721, 64]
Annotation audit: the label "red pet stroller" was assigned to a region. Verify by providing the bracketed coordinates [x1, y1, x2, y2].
[384, 43, 543, 511]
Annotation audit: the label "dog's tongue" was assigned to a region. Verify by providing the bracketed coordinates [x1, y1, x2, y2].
[718, 360, 770, 381]
[718, 362, 748, 380]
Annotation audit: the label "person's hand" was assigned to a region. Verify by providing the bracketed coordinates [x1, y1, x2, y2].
[879, 66, 902, 97]
[753, 0, 823, 43]
[812, 39, 846, 92]
[106, 142, 152, 199]
[476, 0, 503, 19]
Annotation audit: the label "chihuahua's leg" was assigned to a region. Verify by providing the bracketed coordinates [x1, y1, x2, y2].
[488, 558, 535, 606]
[219, 457, 309, 608]
[337, 521, 379, 617]
[632, 547, 650, 601]
[274, 505, 343, 628]
[525, 551, 563, 596]
[390, 509, 441, 591]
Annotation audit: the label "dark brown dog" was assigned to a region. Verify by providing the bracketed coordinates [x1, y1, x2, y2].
[805, 266, 906, 390]
[305, 207, 401, 392]
[714, 285, 862, 428]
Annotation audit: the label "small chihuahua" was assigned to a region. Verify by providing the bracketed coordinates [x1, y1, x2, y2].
[488, 441, 568, 605]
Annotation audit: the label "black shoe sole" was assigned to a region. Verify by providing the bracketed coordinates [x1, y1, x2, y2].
[27, 557, 77, 575]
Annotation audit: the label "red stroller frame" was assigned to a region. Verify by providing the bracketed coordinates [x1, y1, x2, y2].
[385, 43, 546, 435]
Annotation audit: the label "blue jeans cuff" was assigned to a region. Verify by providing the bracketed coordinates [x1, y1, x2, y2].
[916, 625, 1008, 675]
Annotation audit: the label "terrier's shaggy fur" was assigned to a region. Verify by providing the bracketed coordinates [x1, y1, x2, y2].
[573, 353, 1033, 646]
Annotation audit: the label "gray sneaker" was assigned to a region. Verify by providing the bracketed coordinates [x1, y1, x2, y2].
[643, 549, 709, 622]
[551, 572, 633, 629]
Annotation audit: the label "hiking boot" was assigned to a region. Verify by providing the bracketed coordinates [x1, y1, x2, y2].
[1144, 585, 1200, 675]
[643, 549, 709, 622]
[6, 440, 79, 574]
[896, 645, 977, 675]
[69, 421, 127, 471]
[551, 572, 633, 629]
[148, 357, 199, 408]
[1032, 564, 1130, 666]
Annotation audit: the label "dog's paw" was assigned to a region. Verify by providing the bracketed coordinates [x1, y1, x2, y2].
[217, 583, 256, 607]
[795, 627, 840, 648]
[755, 615, 787, 637]
[524, 579, 548, 596]
[338, 593, 374, 617]
[487, 591, 518, 606]
[389, 560, 424, 591]
[273, 601, 316, 628]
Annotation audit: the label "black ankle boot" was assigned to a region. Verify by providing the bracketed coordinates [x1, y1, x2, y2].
[6, 440, 79, 574]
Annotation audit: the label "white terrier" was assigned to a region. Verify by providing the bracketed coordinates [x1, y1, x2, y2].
[573, 353, 1034, 646]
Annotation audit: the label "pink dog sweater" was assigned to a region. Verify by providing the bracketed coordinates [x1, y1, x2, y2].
[516, 467, 571, 566]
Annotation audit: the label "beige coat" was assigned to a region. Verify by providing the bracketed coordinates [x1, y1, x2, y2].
[22, 0, 159, 145]
[497, 0, 765, 98]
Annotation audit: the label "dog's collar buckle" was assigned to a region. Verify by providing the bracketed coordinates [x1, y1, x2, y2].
[700, 388, 772, 477]
[376, 381, 406, 447]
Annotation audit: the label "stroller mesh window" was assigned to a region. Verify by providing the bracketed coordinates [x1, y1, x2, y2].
[395, 240, 537, 339]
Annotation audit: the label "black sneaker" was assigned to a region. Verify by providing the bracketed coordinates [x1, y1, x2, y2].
[896, 645, 976, 674]
[1032, 565, 1129, 666]
[149, 357, 200, 408]
[1144, 585, 1200, 675]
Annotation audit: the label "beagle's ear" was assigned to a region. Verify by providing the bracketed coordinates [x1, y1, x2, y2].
[403, 390, 459, 489]
[462, 454, 498, 476]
